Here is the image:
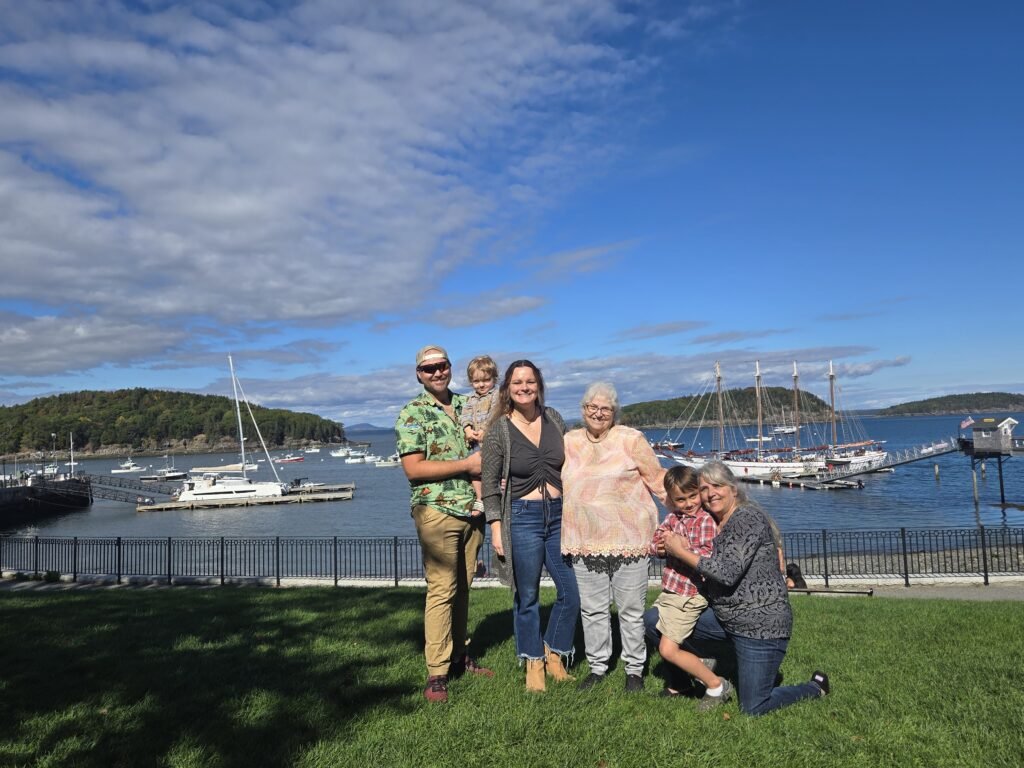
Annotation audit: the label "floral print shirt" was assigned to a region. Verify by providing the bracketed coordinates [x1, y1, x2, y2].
[395, 389, 476, 518]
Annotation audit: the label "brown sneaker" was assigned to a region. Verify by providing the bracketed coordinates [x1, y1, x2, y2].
[452, 654, 495, 678]
[424, 675, 449, 703]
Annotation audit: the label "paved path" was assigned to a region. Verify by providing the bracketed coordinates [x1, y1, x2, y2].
[2, 576, 1022, 601]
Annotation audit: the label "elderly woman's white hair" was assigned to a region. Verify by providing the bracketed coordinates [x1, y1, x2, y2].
[580, 381, 620, 422]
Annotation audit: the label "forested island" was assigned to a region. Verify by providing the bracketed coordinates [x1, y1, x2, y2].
[620, 386, 833, 428]
[878, 392, 1024, 416]
[619, 387, 1024, 428]
[0, 389, 345, 457]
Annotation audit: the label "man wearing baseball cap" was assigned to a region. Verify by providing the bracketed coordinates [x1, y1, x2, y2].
[396, 345, 491, 703]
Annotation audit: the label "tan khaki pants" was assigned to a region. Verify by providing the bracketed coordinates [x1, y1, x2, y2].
[412, 505, 485, 676]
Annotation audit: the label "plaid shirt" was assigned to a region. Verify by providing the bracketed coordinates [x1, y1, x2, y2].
[649, 508, 717, 597]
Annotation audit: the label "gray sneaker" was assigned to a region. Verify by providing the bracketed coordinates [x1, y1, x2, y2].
[688, 657, 718, 688]
[696, 678, 733, 712]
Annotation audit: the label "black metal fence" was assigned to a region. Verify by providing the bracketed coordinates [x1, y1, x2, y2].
[1, 526, 1022, 587]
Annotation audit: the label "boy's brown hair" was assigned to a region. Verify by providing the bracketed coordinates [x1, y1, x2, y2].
[664, 465, 700, 496]
[467, 355, 499, 382]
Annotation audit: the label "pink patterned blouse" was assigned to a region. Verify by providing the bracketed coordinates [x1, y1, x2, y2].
[561, 425, 667, 558]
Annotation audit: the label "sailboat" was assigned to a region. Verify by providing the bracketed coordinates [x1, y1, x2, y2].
[662, 360, 886, 480]
[174, 356, 289, 504]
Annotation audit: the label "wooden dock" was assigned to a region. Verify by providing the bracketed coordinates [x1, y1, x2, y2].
[137, 483, 356, 512]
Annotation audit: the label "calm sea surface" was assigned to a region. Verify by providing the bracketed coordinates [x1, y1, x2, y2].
[7, 415, 1024, 539]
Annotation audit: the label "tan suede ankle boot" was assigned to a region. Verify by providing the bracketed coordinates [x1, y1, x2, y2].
[545, 646, 575, 682]
[525, 659, 546, 692]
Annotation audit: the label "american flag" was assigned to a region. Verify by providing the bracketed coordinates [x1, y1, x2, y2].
[960, 416, 975, 429]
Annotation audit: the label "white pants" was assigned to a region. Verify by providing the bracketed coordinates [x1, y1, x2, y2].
[575, 556, 650, 677]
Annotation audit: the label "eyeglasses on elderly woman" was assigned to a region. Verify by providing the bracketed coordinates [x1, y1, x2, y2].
[583, 404, 614, 416]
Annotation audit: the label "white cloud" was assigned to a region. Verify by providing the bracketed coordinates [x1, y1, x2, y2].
[0, 0, 655, 376]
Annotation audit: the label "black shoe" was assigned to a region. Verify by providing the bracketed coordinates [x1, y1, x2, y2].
[578, 672, 605, 691]
[625, 674, 644, 693]
[810, 671, 830, 696]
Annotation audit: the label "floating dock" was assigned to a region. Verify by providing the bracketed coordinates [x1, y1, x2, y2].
[137, 482, 356, 511]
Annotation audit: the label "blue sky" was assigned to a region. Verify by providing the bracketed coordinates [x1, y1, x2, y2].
[1, 0, 1021, 427]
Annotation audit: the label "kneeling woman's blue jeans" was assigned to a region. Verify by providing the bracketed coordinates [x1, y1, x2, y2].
[510, 497, 580, 660]
[644, 605, 820, 715]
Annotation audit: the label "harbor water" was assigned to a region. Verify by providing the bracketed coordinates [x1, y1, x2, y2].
[5, 415, 1024, 540]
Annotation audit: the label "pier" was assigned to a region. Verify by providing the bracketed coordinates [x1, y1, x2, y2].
[82, 473, 357, 511]
[806, 437, 960, 488]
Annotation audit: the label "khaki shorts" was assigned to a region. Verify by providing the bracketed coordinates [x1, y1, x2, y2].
[654, 590, 708, 644]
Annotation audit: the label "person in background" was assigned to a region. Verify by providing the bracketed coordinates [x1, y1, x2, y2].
[460, 354, 500, 515]
[649, 466, 725, 705]
[561, 382, 666, 693]
[786, 562, 807, 589]
[659, 460, 830, 714]
[396, 345, 492, 704]
[482, 360, 579, 693]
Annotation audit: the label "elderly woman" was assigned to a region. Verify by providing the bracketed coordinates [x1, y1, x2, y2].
[482, 360, 579, 693]
[660, 461, 830, 714]
[561, 382, 666, 692]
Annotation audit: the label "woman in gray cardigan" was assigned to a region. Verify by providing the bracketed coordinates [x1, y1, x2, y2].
[481, 360, 579, 692]
[663, 461, 830, 714]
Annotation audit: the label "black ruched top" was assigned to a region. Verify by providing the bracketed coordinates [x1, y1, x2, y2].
[507, 416, 564, 499]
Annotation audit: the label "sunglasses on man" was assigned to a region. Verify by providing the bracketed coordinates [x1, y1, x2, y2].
[417, 361, 451, 375]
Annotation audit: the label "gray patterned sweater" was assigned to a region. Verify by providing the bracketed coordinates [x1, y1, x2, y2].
[696, 502, 793, 639]
[481, 407, 567, 588]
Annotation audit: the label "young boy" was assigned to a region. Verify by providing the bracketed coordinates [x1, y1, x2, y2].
[650, 465, 727, 702]
[460, 355, 499, 515]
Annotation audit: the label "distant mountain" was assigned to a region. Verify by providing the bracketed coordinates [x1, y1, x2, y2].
[879, 393, 1024, 416]
[346, 423, 392, 432]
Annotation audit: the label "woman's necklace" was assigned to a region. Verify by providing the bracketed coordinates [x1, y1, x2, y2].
[511, 407, 540, 427]
[585, 427, 611, 444]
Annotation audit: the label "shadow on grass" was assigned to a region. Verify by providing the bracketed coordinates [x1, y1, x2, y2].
[0, 587, 430, 766]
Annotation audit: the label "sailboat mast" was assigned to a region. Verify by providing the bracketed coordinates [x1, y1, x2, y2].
[755, 360, 763, 459]
[229, 354, 248, 478]
[829, 360, 837, 447]
[792, 362, 801, 450]
[715, 361, 725, 454]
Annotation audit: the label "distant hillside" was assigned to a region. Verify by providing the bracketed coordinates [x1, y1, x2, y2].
[621, 386, 832, 428]
[880, 392, 1024, 416]
[0, 388, 345, 455]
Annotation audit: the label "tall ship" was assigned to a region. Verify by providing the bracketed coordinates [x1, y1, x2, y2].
[658, 360, 887, 481]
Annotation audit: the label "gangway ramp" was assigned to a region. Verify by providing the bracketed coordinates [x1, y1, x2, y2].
[83, 473, 180, 503]
[813, 437, 959, 487]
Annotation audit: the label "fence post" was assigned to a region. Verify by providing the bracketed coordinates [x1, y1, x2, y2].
[73, 536, 78, 583]
[220, 537, 225, 586]
[167, 536, 173, 585]
[33, 535, 39, 578]
[394, 536, 399, 588]
[979, 525, 989, 586]
[900, 527, 910, 588]
[275, 536, 281, 587]
[333, 536, 338, 587]
[116, 536, 122, 585]
[821, 529, 829, 588]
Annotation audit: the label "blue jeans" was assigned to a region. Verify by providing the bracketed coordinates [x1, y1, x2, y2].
[644, 605, 821, 715]
[510, 497, 580, 660]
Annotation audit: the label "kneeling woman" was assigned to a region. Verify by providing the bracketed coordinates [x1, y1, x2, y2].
[482, 360, 579, 692]
[663, 461, 829, 715]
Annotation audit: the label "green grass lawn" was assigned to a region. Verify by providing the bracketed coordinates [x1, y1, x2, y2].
[1, 585, 1021, 768]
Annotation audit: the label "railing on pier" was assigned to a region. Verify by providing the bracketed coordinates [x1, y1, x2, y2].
[815, 436, 959, 484]
[1, 526, 1022, 588]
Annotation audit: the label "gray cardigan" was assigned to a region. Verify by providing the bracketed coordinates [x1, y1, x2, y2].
[481, 407, 567, 588]
[696, 501, 793, 639]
